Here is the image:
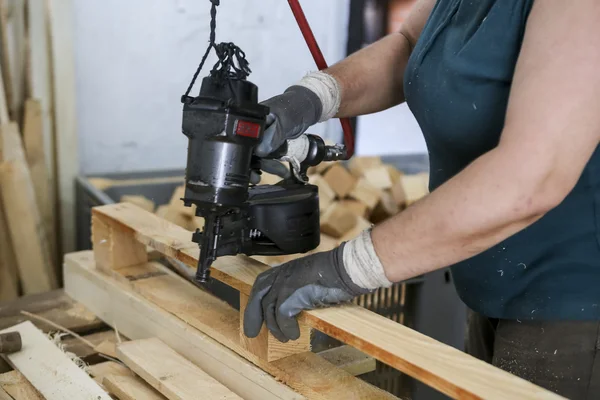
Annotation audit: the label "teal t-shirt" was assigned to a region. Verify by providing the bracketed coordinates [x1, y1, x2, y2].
[404, 0, 600, 320]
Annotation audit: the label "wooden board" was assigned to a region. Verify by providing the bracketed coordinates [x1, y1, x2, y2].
[48, 0, 78, 255]
[0, 321, 111, 400]
[0, 193, 18, 301]
[88, 361, 135, 387]
[89, 203, 565, 400]
[117, 338, 241, 400]
[23, 98, 56, 269]
[0, 370, 44, 400]
[104, 374, 166, 400]
[0, 158, 56, 293]
[64, 251, 392, 400]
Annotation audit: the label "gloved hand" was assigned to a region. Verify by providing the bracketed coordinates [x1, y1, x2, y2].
[243, 243, 371, 342]
[255, 85, 323, 157]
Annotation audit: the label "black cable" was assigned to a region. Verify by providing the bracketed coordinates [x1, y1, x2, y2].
[183, 0, 251, 98]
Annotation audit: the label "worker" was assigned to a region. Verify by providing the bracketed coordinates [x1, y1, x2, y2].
[244, 0, 600, 398]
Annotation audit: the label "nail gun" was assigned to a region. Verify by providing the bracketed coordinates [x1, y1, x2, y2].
[180, 0, 351, 283]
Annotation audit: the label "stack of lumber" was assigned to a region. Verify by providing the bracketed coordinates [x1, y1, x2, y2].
[57, 202, 563, 400]
[0, 0, 64, 301]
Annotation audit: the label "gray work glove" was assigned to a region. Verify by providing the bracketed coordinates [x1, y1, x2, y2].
[255, 85, 323, 157]
[243, 244, 370, 342]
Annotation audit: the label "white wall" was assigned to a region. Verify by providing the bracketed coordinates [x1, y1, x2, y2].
[74, 0, 350, 175]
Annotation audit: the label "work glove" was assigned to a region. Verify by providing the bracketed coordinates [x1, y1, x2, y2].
[255, 85, 323, 157]
[243, 243, 371, 342]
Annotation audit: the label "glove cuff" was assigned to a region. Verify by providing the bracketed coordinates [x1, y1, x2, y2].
[342, 229, 393, 290]
[295, 71, 342, 122]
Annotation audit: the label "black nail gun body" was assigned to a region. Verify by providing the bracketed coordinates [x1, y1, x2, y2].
[182, 76, 341, 282]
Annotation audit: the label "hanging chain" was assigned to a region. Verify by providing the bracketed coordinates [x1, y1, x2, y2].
[183, 0, 251, 98]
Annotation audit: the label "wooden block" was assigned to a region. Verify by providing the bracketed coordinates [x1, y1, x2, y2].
[259, 171, 282, 185]
[92, 212, 148, 273]
[187, 216, 205, 232]
[338, 216, 372, 244]
[307, 161, 334, 176]
[308, 175, 335, 212]
[169, 186, 195, 218]
[401, 173, 430, 206]
[104, 374, 167, 400]
[117, 338, 242, 399]
[318, 345, 376, 376]
[338, 199, 369, 219]
[320, 203, 357, 238]
[363, 166, 393, 190]
[322, 164, 357, 198]
[0, 161, 56, 294]
[88, 361, 135, 387]
[370, 191, 400, 224]
[156, 204, 190, 229]
[240, 293, 311, 363]
[348, 178, 383, 211]
[0, 321, 111, 400]
[348, 156, 382, 178]
[120, 195, 155, 213]
[385, 164, 403, 184]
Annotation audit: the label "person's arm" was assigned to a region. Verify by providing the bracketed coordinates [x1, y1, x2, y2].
[244, 0, 600, 343]
[373, 0, 600, 281]
[325, 0, 435, 117]
[255, 0, 435, 156]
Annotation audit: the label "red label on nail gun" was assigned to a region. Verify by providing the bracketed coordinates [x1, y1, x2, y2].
[235, 120, 261, 138]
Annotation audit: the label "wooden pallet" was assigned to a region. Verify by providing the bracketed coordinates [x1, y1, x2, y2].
[65, 202, 564, 400]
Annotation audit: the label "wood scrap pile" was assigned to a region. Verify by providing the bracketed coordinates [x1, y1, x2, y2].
[0, 1, 63, 302]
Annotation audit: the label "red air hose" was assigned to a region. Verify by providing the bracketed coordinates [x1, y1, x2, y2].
[287, 0, 355, 158]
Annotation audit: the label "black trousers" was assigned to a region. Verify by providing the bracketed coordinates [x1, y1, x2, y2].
[466, 311, 600, 399]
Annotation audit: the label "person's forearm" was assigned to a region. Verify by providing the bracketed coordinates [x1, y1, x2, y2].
[371, 142, 567, 282]
[325, 33, 412, 118]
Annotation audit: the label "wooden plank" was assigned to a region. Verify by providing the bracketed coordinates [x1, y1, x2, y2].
[319, 345, 376, 376]
[0, 321, 111, 400]
[117, 338, 242, 400]
[48, 0, 78, 255]
[0, 370, 44, 400]
[0, 289, 102, 333]
[23, 98, 56, 268]
[0, 158, 56, 293]
[90, 203, 564, 400]
[104, 374, 166, 400]
[0, 189, 18, 301]
[239, 293, 311, 362]
[64, 251, 391, 400]
[322, 163, 356, 198]
[27, 0, 55, 186]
